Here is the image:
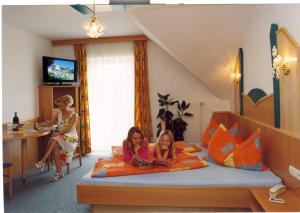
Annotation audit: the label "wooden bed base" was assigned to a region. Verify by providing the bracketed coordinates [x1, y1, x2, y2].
[77, 111, 300, 211]
[77, 184, 263, 212]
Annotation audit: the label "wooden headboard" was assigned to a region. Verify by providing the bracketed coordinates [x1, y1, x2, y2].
[242, 89, 274, 126]
[211, 111, 300, 197]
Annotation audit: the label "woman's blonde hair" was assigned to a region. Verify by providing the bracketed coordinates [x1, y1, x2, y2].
[55, 95, 74, 107]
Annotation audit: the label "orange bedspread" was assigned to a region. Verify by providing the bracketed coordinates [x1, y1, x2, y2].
[92, 152, 207, 178]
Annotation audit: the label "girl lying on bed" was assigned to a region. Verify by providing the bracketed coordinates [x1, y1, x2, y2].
[122, 127, 151, 166]
[154, 130, 177, 166]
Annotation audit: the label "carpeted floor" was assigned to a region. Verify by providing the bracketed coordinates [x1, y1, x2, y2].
[4, 152, 250, 213]
[4, 153, 99, 213]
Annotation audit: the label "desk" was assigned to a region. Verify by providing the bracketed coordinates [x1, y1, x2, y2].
[3, 130, 51, 185]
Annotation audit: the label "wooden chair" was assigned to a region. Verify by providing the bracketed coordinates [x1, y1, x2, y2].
[66, 115, 82, 174]
[3, 162, 13, 200]
[66, 141, 82, 174]
[47, 141, 82, 174]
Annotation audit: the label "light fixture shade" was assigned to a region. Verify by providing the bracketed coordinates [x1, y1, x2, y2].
[231, 72, 241, 83]
[82, 15, 106, 38]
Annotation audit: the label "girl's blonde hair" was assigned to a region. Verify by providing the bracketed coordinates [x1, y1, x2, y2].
[55, 95, 74, 107]
[157, 130, 175, 156]
[157, 130, 175, 144]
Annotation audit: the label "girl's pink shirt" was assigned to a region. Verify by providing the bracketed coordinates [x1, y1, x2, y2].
[122, 138, 148, 162]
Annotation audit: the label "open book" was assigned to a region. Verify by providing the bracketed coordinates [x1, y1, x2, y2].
[132, 156, 169, 167]
[152, 160, 169, 166]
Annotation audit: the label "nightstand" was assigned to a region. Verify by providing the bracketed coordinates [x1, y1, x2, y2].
[251, 188, 300, 212]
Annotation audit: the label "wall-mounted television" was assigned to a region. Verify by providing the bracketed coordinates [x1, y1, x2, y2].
[43, 56, 78, 84]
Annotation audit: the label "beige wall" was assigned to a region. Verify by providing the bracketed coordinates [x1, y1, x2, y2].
[242, 4, 300, 94]
[52, 45, 75, 59]
[147, 41, 230, 141]
[52, 41, 230, 142]
[2, 22, 52, 122]
[2, 22, 52, 175]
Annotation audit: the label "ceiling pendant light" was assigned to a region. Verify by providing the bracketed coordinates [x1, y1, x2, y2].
[82, 1, 106, 38]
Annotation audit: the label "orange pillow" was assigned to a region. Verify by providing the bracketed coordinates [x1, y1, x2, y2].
[202, 121, 243, 148]
[112, 146, 123, 156]
[224, 129, 267, 171]
[201, 119, 219, 148]
[174, 141, 185, 150]
[207, 124, 238, 165]
[174, 141, 202, 153]
[228, 122, 243, 144]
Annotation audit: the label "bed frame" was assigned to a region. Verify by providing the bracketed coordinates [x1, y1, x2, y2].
[77, 111, 300, 212]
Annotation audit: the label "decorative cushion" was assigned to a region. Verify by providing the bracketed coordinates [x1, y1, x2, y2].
[174, 141, 185, 150]
[224, 128, 267, 171]
[112, 146, 123, 156]
[201, 120, 243, 148]
[201, 119, 219, 148]
[228, 122, 243, 144]
[207, 124, 238, 165]
[183, 144, 202, 153]
[175, 141, 202, 153]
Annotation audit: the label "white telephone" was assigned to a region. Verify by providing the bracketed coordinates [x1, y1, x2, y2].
[269, 183, 286, 204]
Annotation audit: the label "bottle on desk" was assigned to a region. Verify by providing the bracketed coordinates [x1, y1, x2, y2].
[13, 112, 19, 131]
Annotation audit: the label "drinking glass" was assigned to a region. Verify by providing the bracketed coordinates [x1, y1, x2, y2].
[6, 123, 13, 135]
[25, 123, 34, 133]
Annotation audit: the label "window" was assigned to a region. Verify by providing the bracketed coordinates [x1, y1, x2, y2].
[87, 42, 134, 152]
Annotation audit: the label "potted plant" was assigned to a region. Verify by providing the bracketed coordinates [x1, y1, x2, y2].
[156, 93, 193, 141]
[156, 93, 176, 137]
[171, 100, 193, 141]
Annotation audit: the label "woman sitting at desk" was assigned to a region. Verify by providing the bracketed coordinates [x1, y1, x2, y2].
[34, 95, 78, 182]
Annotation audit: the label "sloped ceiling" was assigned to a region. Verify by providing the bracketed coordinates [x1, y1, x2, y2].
[129, 5, 251, 99]
[2, 5, 143, 39]
[3, 5, 252, 99]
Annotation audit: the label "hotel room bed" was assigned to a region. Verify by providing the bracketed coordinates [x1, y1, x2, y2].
[77, 111, 300, 212]
[80, 150, 281, 187]
[78, 144, 280, 212]
[78, 151, 279, 212]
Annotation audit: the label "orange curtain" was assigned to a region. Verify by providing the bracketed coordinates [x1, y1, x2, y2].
[74, 44, 91, 154]
[134, 40, 153, 141]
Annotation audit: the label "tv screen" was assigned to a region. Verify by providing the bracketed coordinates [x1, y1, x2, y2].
[43, 56, 78, 83]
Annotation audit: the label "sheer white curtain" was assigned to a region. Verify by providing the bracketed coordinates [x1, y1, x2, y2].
[87, 42, 134, 152]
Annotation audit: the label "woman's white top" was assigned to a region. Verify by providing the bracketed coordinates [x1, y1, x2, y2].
[57, 111, 78, 140]
[54, 110, 78, 163]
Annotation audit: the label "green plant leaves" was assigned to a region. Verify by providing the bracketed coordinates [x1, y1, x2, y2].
[177, 102, 182, 111]
[158, 99, 165, 106]
[158, 93, 170, 101]
[156, 93, 194, 141]
[184, 112, 193, 117]
[181, 100, 187, 110]
[156, 108, 166, 119]
[186, 103, 190, 109]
